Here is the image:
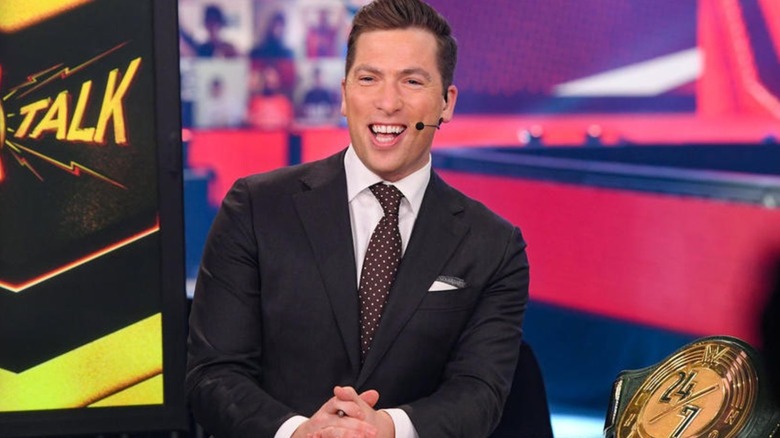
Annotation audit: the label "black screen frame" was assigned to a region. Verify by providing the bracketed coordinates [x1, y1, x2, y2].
[0, 0, 188, 435]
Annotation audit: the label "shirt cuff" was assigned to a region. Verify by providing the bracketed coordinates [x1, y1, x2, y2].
[274, 415, 308, 438]
[383, 408, 419, 438]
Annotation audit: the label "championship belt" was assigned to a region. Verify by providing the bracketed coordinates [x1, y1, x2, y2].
[604, 335, 780, 438]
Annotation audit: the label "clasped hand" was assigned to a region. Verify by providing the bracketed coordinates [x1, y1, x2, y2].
[292, 386, 394, 438]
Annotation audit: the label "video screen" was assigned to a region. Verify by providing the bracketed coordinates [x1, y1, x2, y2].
[178, 0, 352, 130]
[178, 0, 779, 145]
[0, 0, 186, 435]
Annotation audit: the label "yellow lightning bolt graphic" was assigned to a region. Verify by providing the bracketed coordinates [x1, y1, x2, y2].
[6, 140, 127, 189]
[3, 64, 62, 101]
[6, 145, 44, 181]
[5, 42, 130, 100]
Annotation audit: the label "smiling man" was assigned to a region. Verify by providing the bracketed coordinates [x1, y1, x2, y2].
[186, 1, 530, 437]
[342, 26, 456, 183]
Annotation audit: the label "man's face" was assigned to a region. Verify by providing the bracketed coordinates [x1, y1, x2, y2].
[341, 28, 457, 182]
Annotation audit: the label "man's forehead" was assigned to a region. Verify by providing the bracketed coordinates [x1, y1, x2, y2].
[353, 28, 438, 56]
[349, 28, 441, 75]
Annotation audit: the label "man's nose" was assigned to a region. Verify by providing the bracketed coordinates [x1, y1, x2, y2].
[374, 82, 403, 114]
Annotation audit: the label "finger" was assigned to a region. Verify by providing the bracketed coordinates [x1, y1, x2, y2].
[324, 426, 376, 438]
[321, 420, 377, 437]
[307, 412, 376, 437]
[358, 389, 379, 407]
[333, 385, 361, 402]
[318, 427, 340, 438]
[324, 397, 365, 420]
[334, 386, 379, 409]
[335, 386, 373, 408]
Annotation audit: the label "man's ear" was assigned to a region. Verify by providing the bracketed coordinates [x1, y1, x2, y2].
[440, 84, 458, 124]
[340, 78, 347, 116]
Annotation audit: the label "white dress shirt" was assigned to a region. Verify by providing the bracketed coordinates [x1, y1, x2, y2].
[275, 146, 426, 438]
[345, 145, 430, 284]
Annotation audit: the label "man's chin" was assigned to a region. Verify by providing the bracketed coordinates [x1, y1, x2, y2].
[365, 159, 404, 181]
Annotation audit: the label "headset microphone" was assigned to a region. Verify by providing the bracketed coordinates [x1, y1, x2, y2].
[415, 118, 444, 131]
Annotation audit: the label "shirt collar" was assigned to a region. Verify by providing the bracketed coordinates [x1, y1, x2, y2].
[344, 145, 431, 215]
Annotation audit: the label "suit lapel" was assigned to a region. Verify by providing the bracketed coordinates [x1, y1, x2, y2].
[358, 173, 469, 385]
[294, 152, 361, 374]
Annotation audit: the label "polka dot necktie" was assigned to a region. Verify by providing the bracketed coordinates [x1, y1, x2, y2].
[359, 183, 403, 361]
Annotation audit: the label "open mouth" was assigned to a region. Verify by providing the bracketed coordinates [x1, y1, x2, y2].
[370, 124, 406, 144]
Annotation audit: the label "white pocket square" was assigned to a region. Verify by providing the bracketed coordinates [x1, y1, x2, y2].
[428, 276, 467, 291]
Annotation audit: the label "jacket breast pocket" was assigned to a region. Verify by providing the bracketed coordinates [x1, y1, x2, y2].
[417, 286, 478, 311]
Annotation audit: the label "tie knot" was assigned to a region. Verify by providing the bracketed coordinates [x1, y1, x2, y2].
[370, 183, 403, 216]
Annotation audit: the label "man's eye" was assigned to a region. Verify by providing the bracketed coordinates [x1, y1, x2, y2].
[406, 79, 423, 86]
[358, 76, 375, 83]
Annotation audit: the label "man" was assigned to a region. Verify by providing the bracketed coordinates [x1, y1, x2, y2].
[196, 4, 238, 58]
[186, 0, 530, 437]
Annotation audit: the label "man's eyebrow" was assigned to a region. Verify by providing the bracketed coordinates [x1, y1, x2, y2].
[352, 65, 382, 75]
[400, 68, 432, 81]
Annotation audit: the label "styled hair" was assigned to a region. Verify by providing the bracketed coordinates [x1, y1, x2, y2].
[345, 0, 458, 97]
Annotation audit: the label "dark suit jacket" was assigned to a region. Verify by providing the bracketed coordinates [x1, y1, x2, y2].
[186, 150, 530, 437]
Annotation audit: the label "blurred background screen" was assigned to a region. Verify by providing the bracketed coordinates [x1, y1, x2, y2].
[178, 1, 780, 437]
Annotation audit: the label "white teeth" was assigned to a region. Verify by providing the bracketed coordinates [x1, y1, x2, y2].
[371, 125, 405, 134]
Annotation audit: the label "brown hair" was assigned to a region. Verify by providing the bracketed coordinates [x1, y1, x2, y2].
[345, 0, 457, 98]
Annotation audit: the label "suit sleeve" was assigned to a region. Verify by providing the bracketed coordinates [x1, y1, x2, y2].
[402, 226, 530, 437]
[185, 178, 294, 438]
